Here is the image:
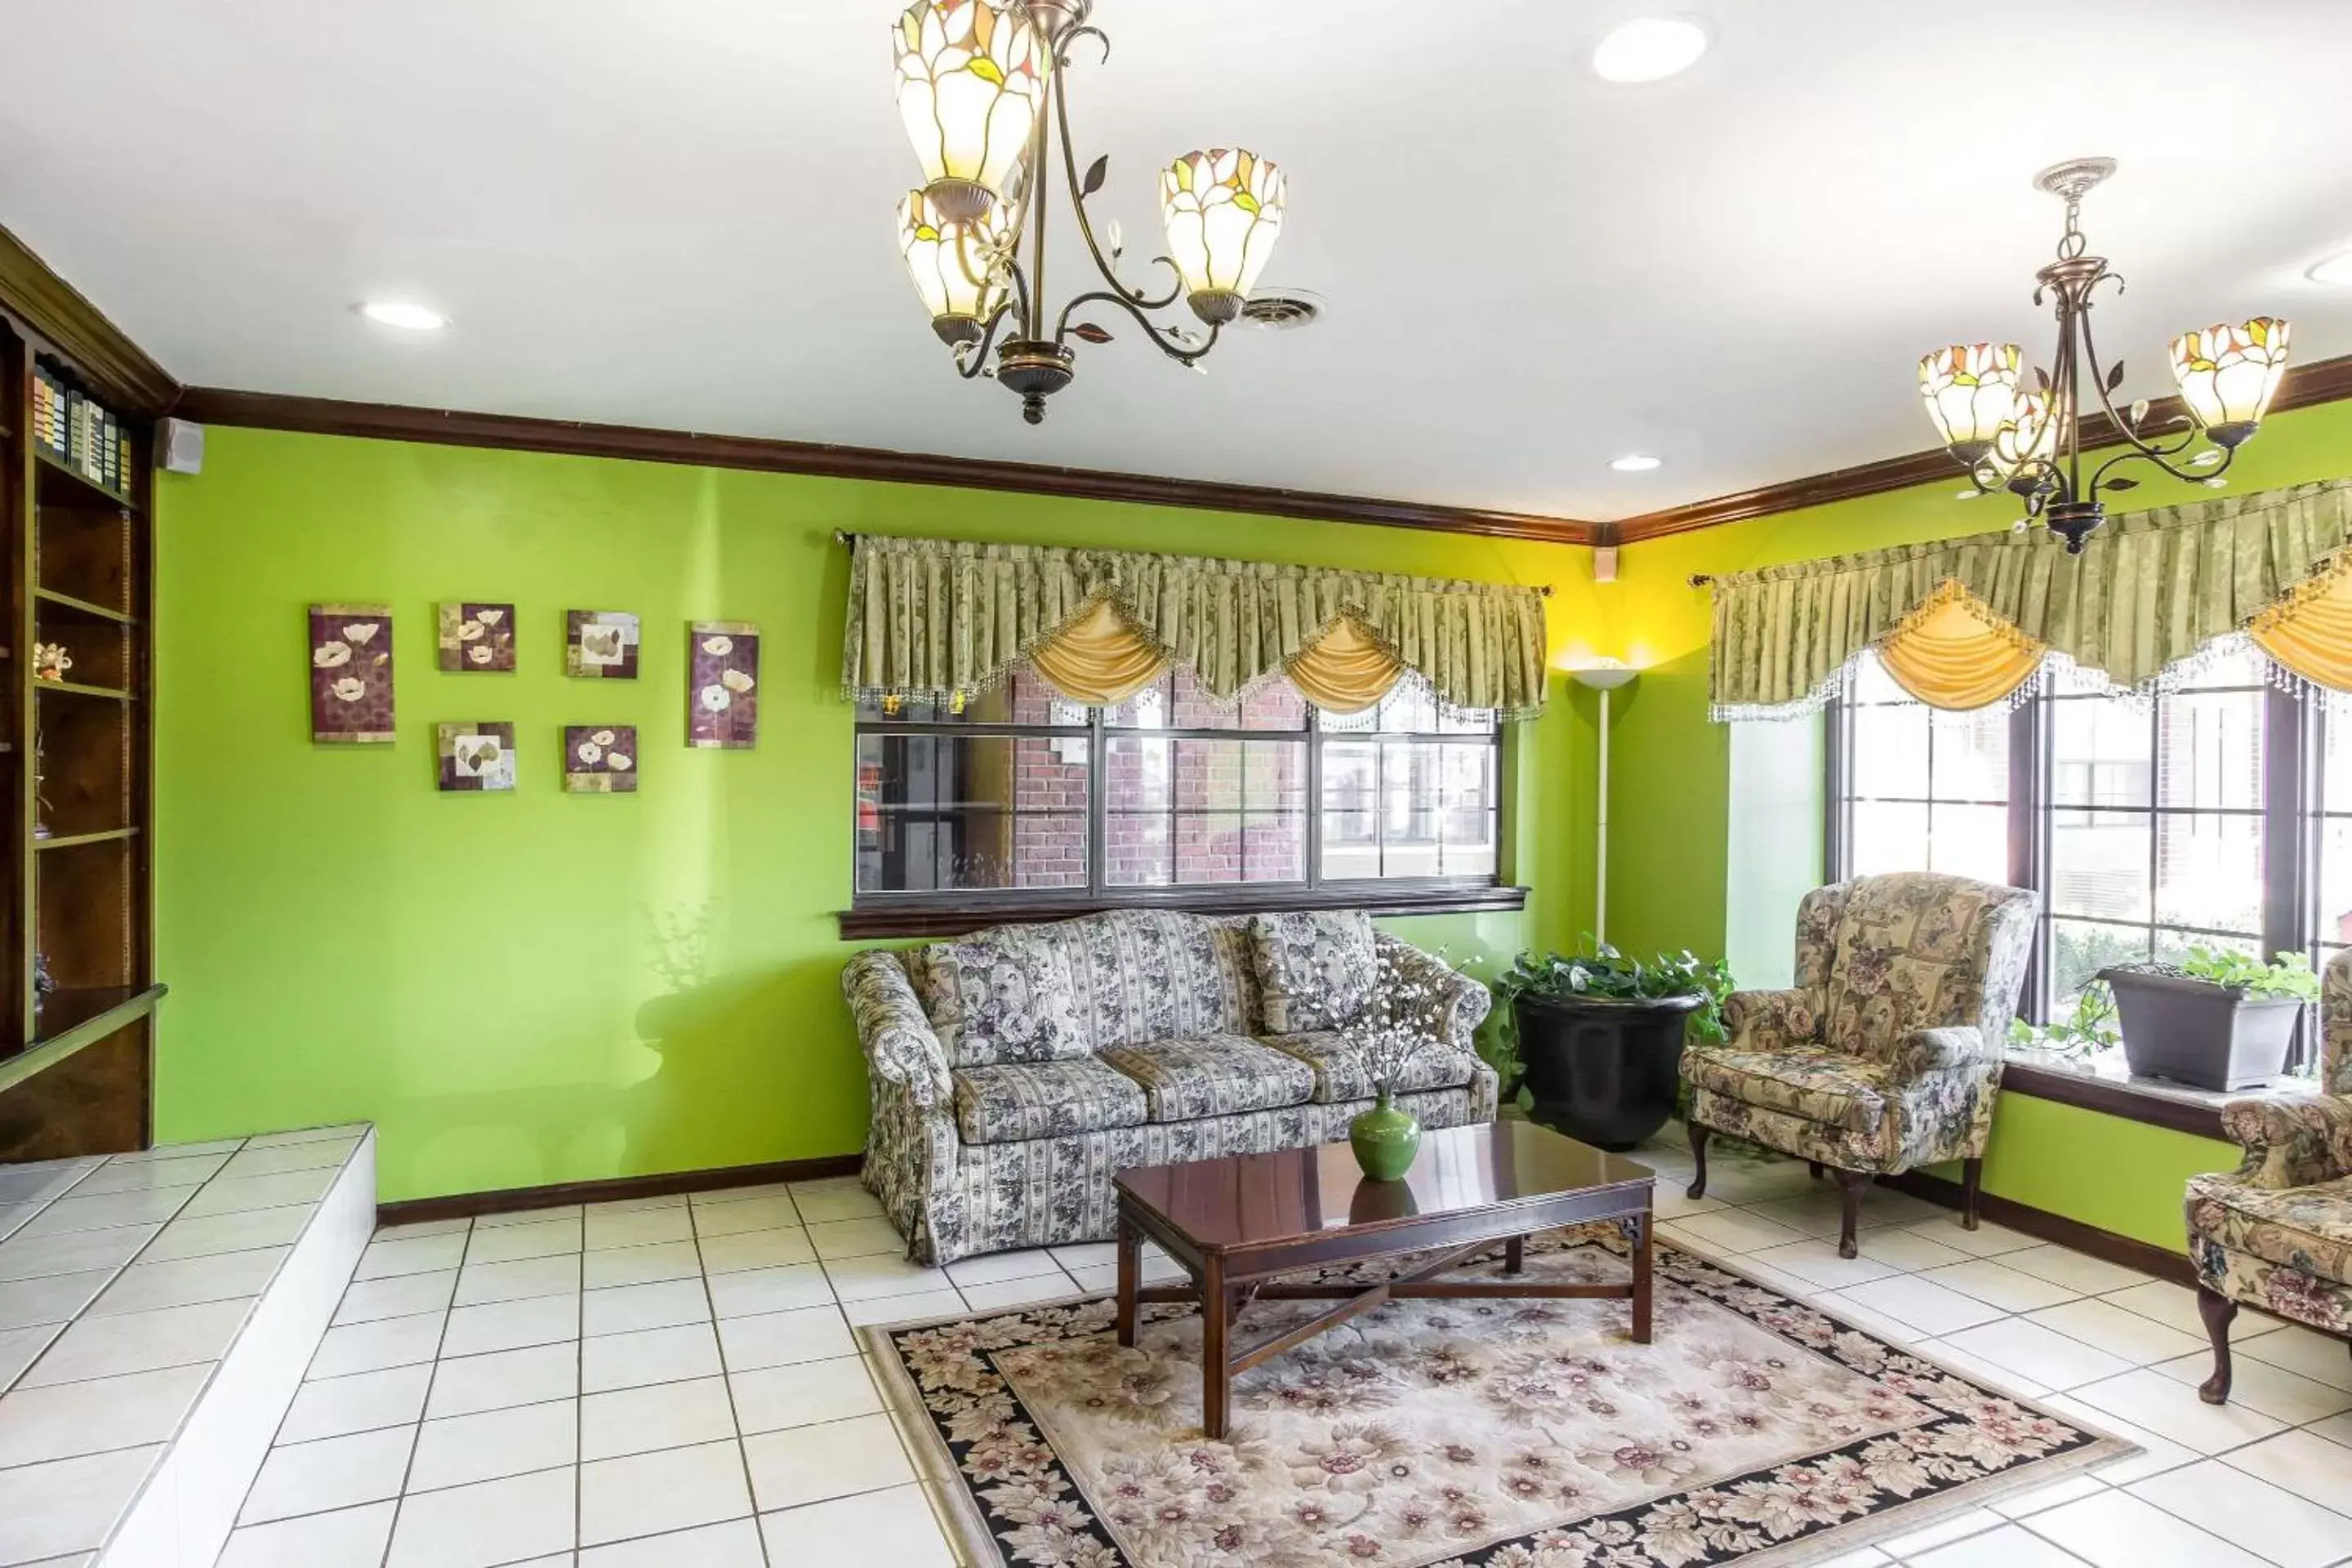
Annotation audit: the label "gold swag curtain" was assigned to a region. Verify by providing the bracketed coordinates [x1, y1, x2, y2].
[842, 535, 1550, 719]
[1708, 477, 2352, 718]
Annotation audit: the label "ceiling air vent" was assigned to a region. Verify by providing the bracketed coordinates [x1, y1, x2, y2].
[1238, 289, 1325, 331]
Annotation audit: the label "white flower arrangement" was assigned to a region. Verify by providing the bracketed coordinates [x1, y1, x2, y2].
[1346, 946, 1462, 1098]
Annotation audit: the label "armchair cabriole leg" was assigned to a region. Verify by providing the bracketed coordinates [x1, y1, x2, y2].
[1960, 1157, 1983, 1231]
[1834, 1169, 1868, 1259]
[1686, 1121, 1710, 1200]
[2197, 1285, 2238, 1405]
[1809, 1161, 1824, 1181]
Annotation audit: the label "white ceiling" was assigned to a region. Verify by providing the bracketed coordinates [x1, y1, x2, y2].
[7, 1, 2352, 521]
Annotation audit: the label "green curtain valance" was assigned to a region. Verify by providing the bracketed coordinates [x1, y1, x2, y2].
[842, 534, 1552, 719]
[1708, 477, 2352, 719]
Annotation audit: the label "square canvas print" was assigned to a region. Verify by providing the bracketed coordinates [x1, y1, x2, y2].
[567, 610, 640, 679]
[439, 603, 516, 671]
[437, 721, 517, 791]
[310, 604, 394, 743]
[564, 726, 639, 793]
[688, 622, 760, 749]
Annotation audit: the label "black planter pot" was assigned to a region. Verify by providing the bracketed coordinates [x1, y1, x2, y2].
[1513, 991, 1703, 1152]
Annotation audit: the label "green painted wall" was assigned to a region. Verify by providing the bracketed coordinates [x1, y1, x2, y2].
[153, 426, 1601, 1202]
[1604, 395, 2352, 1246]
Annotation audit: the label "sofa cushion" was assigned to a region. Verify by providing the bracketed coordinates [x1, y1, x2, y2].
[1249, 911, 1379, 1034]
[951, 1058, 1148, 1146]
[978, 909, 1260, 1054]
[2186, 1171, 2352, 1282]
[1261, 1031, 1477, 1104]
[912, 936, 1089, 1068]
[1099, 1035, 1317, 1122]
[1680, 1046, 1892, 1134]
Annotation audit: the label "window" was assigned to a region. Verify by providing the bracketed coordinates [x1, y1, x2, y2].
[2312, 702, 2352, 973]
[1833, 653, 2011, 885]
[853, 666, 1503, 915]
[2043, 651, 2269, 1002]
[1828, 640, 2322, 1053]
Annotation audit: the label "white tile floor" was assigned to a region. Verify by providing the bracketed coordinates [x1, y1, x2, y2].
[212, 1147, 2352, 1568]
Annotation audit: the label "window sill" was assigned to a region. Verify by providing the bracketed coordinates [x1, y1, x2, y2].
[1998, 1044, 2319, 1142]
[837, 883, 1528, 941]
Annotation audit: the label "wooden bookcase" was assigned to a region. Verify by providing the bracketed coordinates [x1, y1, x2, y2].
[0, 315, 163, 1160]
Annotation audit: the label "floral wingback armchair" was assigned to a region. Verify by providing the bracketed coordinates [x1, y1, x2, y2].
[2186, 949, 2352, 1405]
[1682, 872, 2038, 1258]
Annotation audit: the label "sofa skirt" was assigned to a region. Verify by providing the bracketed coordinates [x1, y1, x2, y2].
[866, 1075, 1499, 1266]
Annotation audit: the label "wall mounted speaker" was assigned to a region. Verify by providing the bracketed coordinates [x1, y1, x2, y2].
[158, 417, 206, 474]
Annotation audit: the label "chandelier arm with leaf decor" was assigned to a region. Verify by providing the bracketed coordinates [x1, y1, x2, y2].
[891, 0, 1286, 424]
[1918, 158, 2292, 554]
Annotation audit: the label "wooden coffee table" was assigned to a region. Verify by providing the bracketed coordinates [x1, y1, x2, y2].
[1112, 1120, 1655, 1438]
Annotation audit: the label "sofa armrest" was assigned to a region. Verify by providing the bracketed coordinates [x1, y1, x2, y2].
[1720, 987, 1817, 1055]
[1374, 933, 1490, 1053]
[1890, 1024, 1996, 1082]
[2219, 1092, 2352, 1190]
[841, 951, 953, 1114]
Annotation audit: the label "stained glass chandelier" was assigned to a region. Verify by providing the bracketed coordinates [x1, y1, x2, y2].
[1918, 159, 2292, 554]
[892, 0, 1287, 424]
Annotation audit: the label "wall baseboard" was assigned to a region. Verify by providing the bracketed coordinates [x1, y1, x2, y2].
[1883, 1169, 2196, 1289]
[375, 1152, 865, 1227]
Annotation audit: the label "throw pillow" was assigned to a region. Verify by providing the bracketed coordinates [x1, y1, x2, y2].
[913, 937, 1089, 1067]
[1249, 911, 1379, 1035]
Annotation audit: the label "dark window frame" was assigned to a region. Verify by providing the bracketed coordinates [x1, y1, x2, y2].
[845, 683, 1515, 938]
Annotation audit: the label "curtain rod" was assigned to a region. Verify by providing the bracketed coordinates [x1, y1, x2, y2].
[831, 530, 1555, 596]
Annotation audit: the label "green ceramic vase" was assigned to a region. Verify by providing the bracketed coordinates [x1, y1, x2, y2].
[1350, 1089, 1423, 1183]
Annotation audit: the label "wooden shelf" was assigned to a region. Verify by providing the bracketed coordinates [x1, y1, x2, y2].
[1, 322, 158, 1156]
[0, 986, 168, 1095]
[35, 828, 138, 851]
[34, 586, 136, 625]
[32, 444, 140, 513]
[33, 677, 136, 701]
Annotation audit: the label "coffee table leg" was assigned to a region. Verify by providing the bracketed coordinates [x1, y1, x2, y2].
[1115, 1214, 1140, 1348]
[1201, 1254, 1231, 1440]
[1503, 1235, 1525, 1276]
[1631, 1207, 1653, 1344]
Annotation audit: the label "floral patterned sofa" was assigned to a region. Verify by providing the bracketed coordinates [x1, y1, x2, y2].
[842, 908, 1496, 1265]
[1681, 872, 2038, 1259]
[2188, 949, 2352, 1404]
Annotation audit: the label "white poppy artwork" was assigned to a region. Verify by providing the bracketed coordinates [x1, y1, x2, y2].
[686, 621, 759, 749]
[310, 604, 394, 743]
[437, 721, 517, 792]
[564, 726, 639, 793]
[438, 602, 516, 672]
[566, 609, 639, 679]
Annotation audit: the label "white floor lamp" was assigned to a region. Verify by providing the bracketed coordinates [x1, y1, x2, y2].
[1573, 661, 1639, 947]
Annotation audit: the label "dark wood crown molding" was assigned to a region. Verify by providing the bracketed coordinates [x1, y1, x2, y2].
[173, 386, 1604, 546]
[1607, 351, 2352, 546]
[0, 224, 180, 416]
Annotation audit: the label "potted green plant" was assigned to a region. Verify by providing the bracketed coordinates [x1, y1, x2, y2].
[2099, 947, 2320, 1091]
[1492, 942, 1733, 1151]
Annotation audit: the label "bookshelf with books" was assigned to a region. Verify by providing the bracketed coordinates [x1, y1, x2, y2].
[0, 312, 162, 1161]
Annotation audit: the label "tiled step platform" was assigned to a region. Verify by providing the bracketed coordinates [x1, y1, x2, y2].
[0, 1126, 376, 1567]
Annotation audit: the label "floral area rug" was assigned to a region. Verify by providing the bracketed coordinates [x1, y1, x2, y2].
[863, 1227, 2132, 1568]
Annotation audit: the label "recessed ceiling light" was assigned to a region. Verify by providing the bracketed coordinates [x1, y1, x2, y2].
[1591, 17, 1712, 83]
[358, 301, 448, 331]
[2308, 250, 2352, 286]
[1609, 453, 1664, 472]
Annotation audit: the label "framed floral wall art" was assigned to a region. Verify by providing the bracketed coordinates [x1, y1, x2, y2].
[437, 721, 517, 791]
[567, 611, 639, 679]
[310, 604, 394, 743]
[687, 622, 759, 749]
[439, 603, 516, 671]
[564, 726, 639, 793]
